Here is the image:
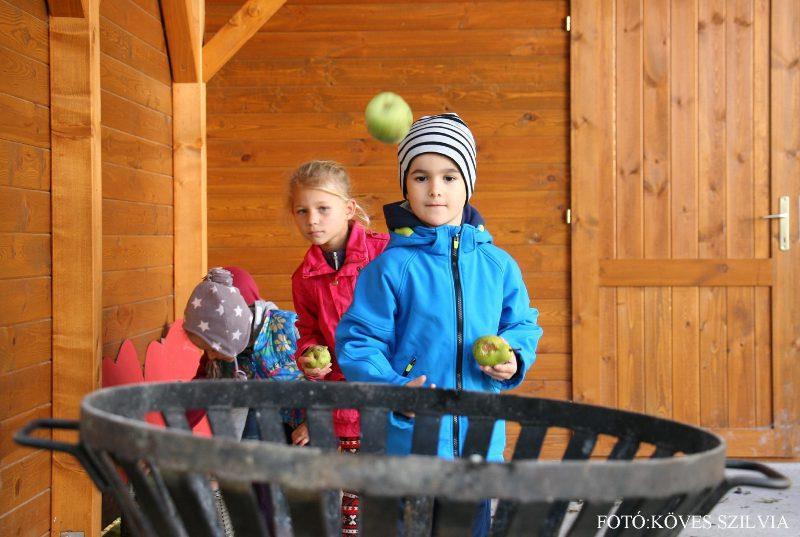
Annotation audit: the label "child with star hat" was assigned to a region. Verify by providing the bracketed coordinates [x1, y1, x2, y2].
[184, 267, 306, 442]
[183, 267, 254, 373]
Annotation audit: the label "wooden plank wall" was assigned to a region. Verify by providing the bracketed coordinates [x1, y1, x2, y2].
[99, 0, 174, 359]
[608, 0, 772, 434]
[0, 0, 52, 533]
[205, 0, 570, 456]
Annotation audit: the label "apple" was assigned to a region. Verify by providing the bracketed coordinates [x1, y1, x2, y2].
[364, 92, 413, 144]
[304, 345, 331, 369]
[393, 227, 414, 237]
[472, 335, 512, 367]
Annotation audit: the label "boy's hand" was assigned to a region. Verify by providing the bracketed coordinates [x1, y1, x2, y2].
[478, 347, 518, 381]
[299, 353, 332, 380]
[398, 375, 436, 418]
[291, 422, 309, 446]
[405, 375, 428, 388]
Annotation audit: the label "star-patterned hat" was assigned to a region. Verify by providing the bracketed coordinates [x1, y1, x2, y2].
[183, 267, 253, 359]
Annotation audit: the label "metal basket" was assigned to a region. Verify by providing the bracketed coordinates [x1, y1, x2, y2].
[16, 380, 789, 536]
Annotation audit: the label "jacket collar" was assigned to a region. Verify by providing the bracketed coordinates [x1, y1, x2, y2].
[300, 222, 370, 278]
[383, 201, 491, 256]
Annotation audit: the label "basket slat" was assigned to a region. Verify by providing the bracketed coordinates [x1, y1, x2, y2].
[462, 416, 496, 459]
[120, 459, 189, 537]
[359, 407, 388, 454]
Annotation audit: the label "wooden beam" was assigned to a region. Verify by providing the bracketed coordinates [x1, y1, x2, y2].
[570, 0, 613, 406]
[202, 0, 287, 83]
[174, 83, 208, 317]
[772, 0, 800, 458]
[599, 259, 774, 287]
[50, 0, 102, 533]
[46, 0, 84, 17]
[161, 0, 202, 82]
[173, 0, 206, 316]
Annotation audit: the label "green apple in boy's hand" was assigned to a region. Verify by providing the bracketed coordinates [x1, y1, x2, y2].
[304, 345, 331, 369]
[365, 92, 413, 144]
[472, 335, 513, 367]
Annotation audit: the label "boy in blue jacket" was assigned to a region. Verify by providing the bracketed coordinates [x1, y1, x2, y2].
[337, 112, 542, 456]
[335, 113, 543, 532]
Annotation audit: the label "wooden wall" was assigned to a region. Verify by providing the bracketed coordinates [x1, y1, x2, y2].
[0, 0, 52, 532]
[0, 0, 176, 532]
[205, 0, 571, 456]
[99, 0, 174, 359]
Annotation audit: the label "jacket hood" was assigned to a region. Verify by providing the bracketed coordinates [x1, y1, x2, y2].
[382, 201, 491, 255]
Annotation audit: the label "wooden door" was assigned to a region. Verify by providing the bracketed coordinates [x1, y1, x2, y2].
[571, 0, 799, 458]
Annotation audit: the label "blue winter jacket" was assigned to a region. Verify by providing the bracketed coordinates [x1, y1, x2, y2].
[336, 202, 543, 462]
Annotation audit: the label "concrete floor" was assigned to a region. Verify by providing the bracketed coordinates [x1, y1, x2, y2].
[556, 462, 798, 536]
[685, 462, 799, 536]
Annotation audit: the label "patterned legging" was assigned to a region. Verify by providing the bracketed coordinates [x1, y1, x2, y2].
[339, 437, 361, 536]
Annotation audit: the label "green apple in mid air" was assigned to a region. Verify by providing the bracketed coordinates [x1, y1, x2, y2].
[364, 92, 413, 144]
[304, 345, 331, 369]
[472, 336, 512, 367]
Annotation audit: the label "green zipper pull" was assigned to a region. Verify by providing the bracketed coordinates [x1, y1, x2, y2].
[453, 235, 460, 250]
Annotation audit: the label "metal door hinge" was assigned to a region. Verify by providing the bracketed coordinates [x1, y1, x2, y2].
[565, 16, 571, 32]
[566, 208, 571, 225]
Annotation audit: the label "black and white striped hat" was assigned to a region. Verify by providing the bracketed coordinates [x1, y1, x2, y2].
[397, 113, 477, 200]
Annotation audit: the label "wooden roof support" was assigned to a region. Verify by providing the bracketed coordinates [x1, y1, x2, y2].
[46, 0, 84, 17]
[173, 0, 207, 315]
[202, 0, 287, 83]
[162, 0, 203, 82]
[50, 0, 102, 533]
[174, 82, 208, 316]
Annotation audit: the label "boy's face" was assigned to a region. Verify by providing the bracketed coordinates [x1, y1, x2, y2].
[405, 153, 466, 227]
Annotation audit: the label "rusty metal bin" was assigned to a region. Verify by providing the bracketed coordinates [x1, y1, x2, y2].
[16, 380, 789, 536]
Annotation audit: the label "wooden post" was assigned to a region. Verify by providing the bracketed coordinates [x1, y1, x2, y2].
[570, 0, 614, 405]
[172, 0, 207, 316]
[174, 82, 207, 316]
[771, 0, 800, 457]
[49, 0, 102, 532]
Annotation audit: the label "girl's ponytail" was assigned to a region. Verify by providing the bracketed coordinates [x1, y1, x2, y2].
[353, 201, 370, 228]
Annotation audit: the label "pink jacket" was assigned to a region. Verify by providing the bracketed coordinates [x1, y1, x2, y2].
[292, 223, 389, 437]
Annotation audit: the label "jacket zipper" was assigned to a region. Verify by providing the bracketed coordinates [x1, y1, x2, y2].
[451, 233, 463, 458]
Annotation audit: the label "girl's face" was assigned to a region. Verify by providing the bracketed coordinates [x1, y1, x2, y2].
[292, 185, 356, 251]
[186, 331, 234, 362]
[405, 153, 466, 227]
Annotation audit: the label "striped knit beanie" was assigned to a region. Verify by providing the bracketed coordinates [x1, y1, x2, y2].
[397, 113, 477, 200]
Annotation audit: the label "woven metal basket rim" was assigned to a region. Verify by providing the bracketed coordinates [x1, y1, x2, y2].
[79, 381, 727, 502]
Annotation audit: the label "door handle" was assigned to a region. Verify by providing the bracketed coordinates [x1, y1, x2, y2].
[761, 196, 790, 251]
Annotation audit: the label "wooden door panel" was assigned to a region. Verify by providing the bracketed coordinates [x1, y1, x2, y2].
[572, 0, 798, 457]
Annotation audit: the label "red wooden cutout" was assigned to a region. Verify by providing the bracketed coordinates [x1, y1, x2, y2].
[102, 319, 211, 436]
